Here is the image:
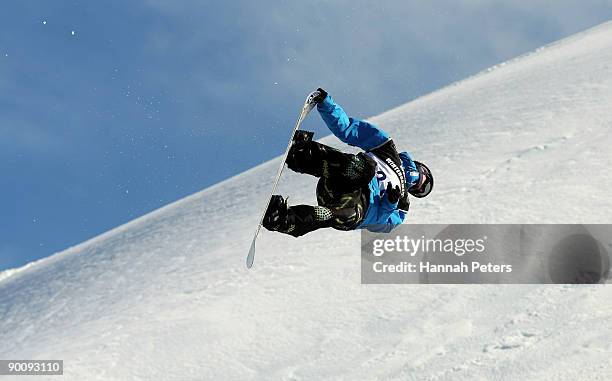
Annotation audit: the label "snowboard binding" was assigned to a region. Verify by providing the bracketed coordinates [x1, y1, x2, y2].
[263, 195, 289, 232]
[292, 130, 314, 144]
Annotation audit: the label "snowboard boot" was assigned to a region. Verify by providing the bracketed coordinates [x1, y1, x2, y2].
[293, 130, 314, 144]
[263, 195, 289, 232]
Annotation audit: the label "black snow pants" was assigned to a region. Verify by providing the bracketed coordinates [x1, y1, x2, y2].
[282, 140, 376, 237]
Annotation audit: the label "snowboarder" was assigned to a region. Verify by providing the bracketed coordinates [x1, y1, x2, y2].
[263, 88, 433, 237]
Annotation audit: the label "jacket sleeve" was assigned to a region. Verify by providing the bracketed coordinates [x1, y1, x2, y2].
[365, 195, 405, 233]
[317, 94, 390, 151]
[364, 211, 404, 233]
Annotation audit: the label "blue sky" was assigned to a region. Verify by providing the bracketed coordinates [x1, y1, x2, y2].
[2, 1, 612, 271]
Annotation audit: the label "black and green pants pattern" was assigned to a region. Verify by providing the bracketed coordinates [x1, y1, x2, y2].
[282, 140, 375, 237]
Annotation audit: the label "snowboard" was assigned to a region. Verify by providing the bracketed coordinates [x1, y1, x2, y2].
[246, 90, 321, 269]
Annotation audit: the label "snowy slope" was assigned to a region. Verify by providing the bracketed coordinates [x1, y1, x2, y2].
[2, 21, 612, 381]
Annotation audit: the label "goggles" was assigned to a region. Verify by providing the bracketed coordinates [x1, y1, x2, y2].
[408, 161, 433, 198]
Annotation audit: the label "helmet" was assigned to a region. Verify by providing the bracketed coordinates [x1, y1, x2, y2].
[408, 161, 433, 198]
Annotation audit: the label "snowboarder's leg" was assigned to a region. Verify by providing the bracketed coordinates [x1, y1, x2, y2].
[262, 194, 364, 237]
[286, 140, 376, 188]
[262, 195, 332, 237]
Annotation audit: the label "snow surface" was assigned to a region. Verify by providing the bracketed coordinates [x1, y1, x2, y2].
[2, 22, 612, 381]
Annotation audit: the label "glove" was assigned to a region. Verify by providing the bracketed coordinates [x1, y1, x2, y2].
[384, 183, 401, 204]
[313, 87, 328, 104]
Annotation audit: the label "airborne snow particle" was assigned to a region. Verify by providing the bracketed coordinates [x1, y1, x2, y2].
[42, 20, 47, 25]
[71, 30, 75, 36]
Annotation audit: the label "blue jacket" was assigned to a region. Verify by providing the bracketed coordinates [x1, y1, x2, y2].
[317, 95, 418, 233]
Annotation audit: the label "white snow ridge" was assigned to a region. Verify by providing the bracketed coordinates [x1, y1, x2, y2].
[2, 22, 612, 381]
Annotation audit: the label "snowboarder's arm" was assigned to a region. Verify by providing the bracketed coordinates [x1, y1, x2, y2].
[364, 211, 404, 233]
[367, 188, 404, 232]
[317, 95, 390, 151]
[377, 192, 399, 220]
[378, 211, 404, 232]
